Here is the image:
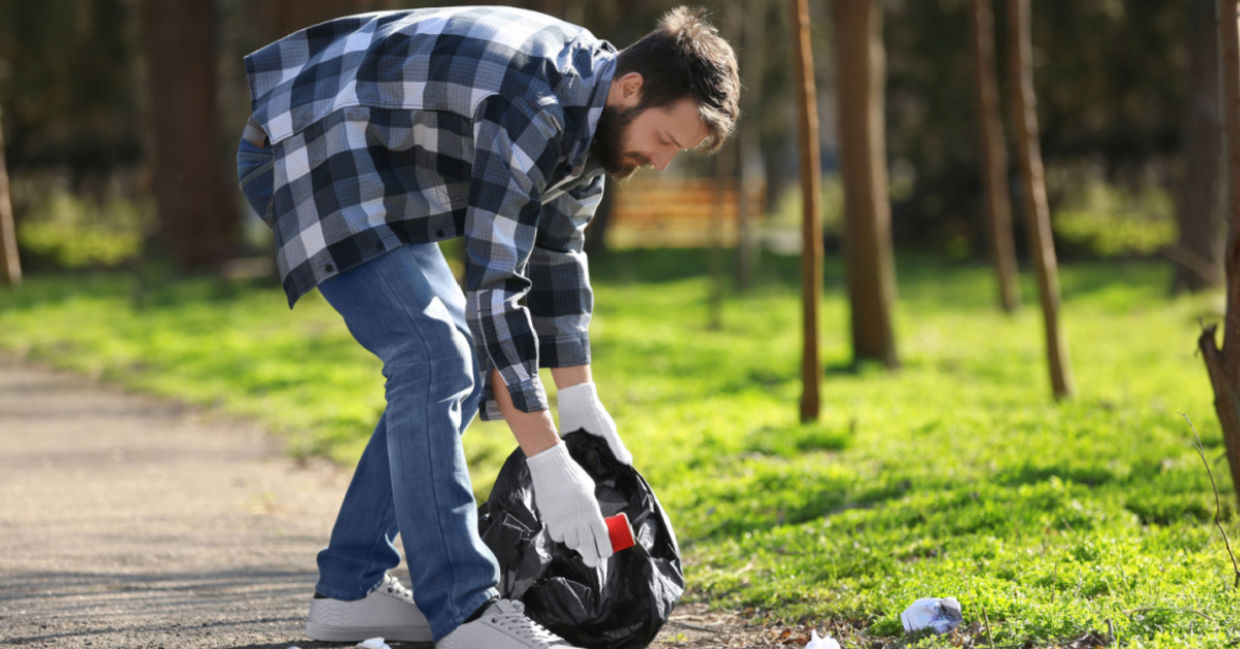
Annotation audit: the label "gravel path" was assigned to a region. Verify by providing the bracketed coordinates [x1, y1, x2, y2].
[0, 356, 793, 649]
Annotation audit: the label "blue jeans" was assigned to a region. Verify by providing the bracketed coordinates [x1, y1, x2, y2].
[236, 138, 275, 223]
[237, 136, 501, 641]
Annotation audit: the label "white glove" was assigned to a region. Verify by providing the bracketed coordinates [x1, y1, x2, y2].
[557, 382, 633, 465]
[526, 441, 613, 567]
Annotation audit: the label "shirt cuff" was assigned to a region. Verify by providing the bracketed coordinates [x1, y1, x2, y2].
[479, 375, 550, 421]
[536, 332, 591, 368]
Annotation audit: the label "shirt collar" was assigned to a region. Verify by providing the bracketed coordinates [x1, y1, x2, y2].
[565, 50, 616, 178]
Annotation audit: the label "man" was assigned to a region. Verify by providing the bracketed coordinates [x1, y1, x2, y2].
[237, 5, 738, 648]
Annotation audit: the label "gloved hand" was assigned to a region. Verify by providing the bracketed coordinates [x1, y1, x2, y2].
[557, 382, 633, 466]
[526, 441, 613, 567]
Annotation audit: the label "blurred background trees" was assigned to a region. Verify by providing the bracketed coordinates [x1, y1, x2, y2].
[0, 102, 17, 286]
[1175, 0, 1225, 293]
[143, 0, 238, 270]
[832, 0, 899, 370]
[1006, 0, 1073, 400]
[0, 0, 1220, 286]
[969, 0, 1019, 312]
[0, 0, 1235, 502]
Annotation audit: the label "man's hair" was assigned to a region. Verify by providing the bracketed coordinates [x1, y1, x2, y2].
[615, 6, 740, 152]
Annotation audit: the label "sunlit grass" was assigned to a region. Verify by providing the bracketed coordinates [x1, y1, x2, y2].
[0, 249, 1235, 648]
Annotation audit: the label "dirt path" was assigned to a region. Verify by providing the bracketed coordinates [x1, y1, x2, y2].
[0, 356, 794, 649]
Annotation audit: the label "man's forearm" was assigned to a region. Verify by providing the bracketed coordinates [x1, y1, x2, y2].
[491, 369, 560, 457]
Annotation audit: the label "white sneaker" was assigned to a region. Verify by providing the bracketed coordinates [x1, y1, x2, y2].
[306, 573, 432, 643]
[437, 599, 582, 649]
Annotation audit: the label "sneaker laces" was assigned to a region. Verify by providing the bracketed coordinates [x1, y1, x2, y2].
[488, 599, 566, 645]
[377, 574, 414, 603]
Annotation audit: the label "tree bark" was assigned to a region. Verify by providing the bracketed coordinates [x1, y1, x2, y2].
[1007, 0, 1074, 400]
[1174, 0, 1226, 294]
[583, 177, 613, 256]
[268, 0, 380, 36]
[970, 0, 1020, 312]
[832, 0, 899, 368]
[143, 0, 240, 270]
[790, 0, 823, 422]
[735, 0, 766, 292]
[1201, 0, 1240, 508]
[708, 143, 734, 331]
[0, 103, 20, 287]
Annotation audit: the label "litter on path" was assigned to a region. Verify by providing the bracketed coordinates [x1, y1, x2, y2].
[804, 629, 842, 648]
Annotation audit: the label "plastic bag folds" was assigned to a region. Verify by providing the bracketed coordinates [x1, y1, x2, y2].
[478, 431, 684, 649]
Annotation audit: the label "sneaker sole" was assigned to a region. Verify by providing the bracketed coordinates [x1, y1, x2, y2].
[305, 620, 433, 643]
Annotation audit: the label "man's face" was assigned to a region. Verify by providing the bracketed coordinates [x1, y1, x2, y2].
[592, 96, 710, 179]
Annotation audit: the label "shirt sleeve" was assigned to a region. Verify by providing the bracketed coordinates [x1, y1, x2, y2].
[463, 95, 563, 419]
[526, 174, 602, 369]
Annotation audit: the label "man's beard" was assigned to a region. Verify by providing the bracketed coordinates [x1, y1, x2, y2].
[591, 105, 647, 180]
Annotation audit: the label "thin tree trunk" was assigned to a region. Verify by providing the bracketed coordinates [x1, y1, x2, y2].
[708, 144, 732, 331]
[1007, 0, 1073, 400]
[970, 0, 1020, 312]
[735, 0, 766, 292]
[0, 103, 20, 287]
[1174, 0, 1226, 294]
[143, 0, 239, 270]
[832, 0, 899, 368]
[790, 0, 823, 422]
[583, 177, 613, 256]
[1201, 0, 1240, 508]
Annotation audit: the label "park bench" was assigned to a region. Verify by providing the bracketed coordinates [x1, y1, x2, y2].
[606, 177, 766, 248]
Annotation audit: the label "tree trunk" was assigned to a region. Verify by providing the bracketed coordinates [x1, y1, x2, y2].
[0, 103, 20, 287]
[708, 144, 733, 331]
[832, 0, 899, 368]
[735, 0, 766, 292]
[143, 0, 240, 270]
[970, 0, 1020, 312]
[1200, 0, 1240, 509]
[790, 0, 823, 422]
[1007, 0, 1074, 400]
[268, 0, 379, 36]
[1174, 0, 1226, 294]
[583, 177, 613, 256]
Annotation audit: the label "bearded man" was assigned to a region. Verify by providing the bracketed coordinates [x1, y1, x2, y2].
[236, 6, 739, 648]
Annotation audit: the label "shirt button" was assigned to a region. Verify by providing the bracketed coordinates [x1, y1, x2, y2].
[435, 229, 446, 238]
[325, 264, 335, 273]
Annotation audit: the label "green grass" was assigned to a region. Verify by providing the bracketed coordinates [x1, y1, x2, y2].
[0, 249, 1236, 648]
[11, 177, 150, 270]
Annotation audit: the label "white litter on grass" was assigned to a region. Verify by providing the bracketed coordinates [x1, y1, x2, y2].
[900, 597, 963, 634]
[357, 638, 391, 649]
[805, 629, 841, 649]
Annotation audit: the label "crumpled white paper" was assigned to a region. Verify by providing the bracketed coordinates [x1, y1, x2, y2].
[356, 638, 391, 649]
[805, 629, 842, 649]
[900, 597, 963, 634]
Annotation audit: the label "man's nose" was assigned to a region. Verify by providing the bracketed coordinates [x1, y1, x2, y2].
[652, 151, 674, 170]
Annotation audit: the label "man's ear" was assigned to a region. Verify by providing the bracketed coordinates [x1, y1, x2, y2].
[610, 71, 644, 109]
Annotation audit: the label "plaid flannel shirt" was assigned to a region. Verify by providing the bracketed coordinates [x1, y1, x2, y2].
[244, 7, 616, 419]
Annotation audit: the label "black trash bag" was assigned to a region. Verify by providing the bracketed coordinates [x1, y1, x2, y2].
[478, 430, 684, 649]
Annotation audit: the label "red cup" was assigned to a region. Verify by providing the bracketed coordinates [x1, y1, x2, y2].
[605, 513, 635, 552]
